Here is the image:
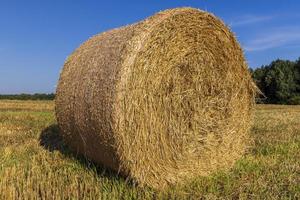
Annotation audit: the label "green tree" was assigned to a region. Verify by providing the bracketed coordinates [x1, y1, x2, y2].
[251, 58, 300, 104]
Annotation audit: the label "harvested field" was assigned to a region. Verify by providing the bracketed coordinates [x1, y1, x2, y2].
[0, 100, 299, 199]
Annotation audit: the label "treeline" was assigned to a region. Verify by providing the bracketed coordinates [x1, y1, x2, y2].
[0, 93, 55, 100]
[1, 58, 300, 105]
[251, 58, 300, 105]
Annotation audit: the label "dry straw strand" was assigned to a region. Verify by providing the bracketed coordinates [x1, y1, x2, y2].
[55, 7, 256, 189]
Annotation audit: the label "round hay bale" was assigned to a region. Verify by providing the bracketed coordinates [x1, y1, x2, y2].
[55, 7, 256, 189]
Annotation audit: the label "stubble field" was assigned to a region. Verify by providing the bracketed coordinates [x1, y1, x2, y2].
[0, 100, 299, 199]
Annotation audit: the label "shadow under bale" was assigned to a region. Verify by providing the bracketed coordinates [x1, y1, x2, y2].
[39, 124, 66, 152]
[39, 124, 131, 185]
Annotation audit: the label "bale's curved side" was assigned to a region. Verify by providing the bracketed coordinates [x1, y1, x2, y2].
[56, 7, 256, 189]
[55, 26, 136, 170]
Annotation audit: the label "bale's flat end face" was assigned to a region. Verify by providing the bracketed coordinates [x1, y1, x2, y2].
[55, 7, 256, 189]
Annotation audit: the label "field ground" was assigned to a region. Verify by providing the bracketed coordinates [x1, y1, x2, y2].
[0, 100, 299, 199]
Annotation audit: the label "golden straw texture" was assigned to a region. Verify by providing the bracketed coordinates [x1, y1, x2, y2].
[55, 7, 256, 189]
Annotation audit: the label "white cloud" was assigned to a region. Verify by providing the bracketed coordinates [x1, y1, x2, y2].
[229, 15, 274, 27]
[244, 27, 300, 52]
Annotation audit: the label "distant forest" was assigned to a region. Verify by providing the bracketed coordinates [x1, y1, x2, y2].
[251, 57, 300, 105]
[0, 93, 55, 100]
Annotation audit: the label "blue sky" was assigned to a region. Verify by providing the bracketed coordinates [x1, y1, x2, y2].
[0, 0, 299, 94]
